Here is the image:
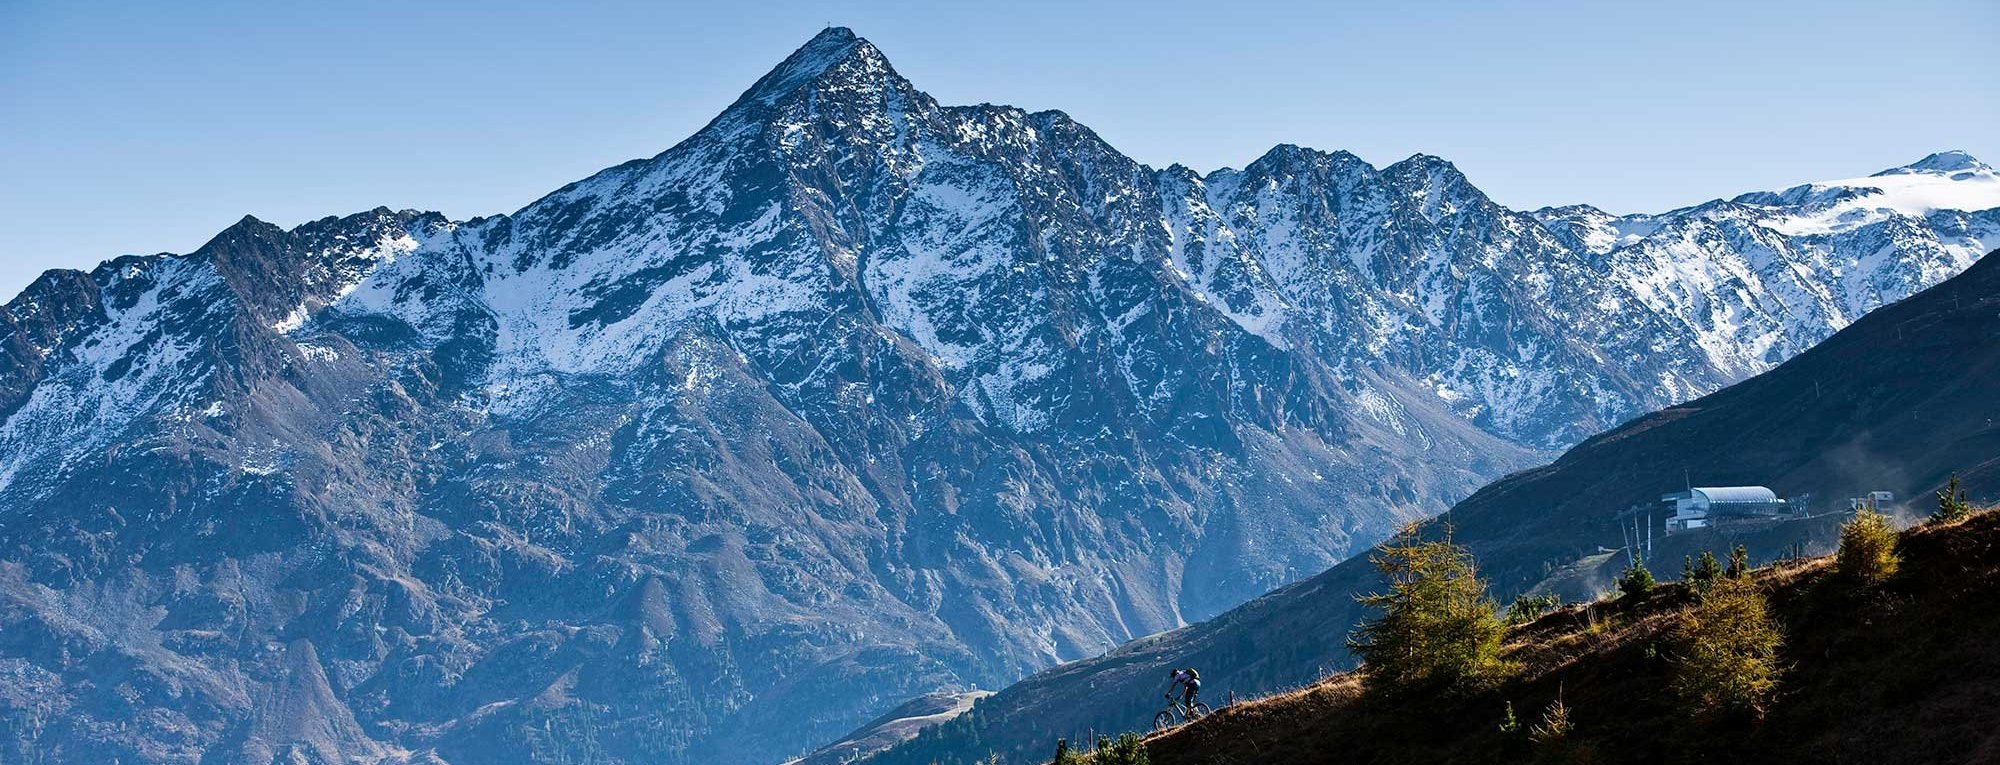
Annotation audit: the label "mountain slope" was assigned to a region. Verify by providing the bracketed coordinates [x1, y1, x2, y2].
[789, 691, 989, 765]
[870, 248, 2000, 765]
[1144, 507, 2000, 765]
[1, 28, 1997, 765]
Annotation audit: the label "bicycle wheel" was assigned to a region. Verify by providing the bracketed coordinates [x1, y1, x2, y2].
[1153, 710, 1176, 732]
[1189, 702, 1212, 719]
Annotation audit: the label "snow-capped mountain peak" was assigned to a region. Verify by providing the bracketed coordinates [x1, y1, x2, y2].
[733, 26, 881, 106]
[1743, 152, 2000, 236]
[1875, 149, 1989, 176]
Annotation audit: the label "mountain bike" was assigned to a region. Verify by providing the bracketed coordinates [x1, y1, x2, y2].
[1153, 693, 1212, 732]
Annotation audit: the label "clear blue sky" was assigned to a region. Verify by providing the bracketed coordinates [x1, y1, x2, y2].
[3, 0, 1995, 299]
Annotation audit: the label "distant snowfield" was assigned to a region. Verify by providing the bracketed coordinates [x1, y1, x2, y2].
[1766, 152, 2000, 236]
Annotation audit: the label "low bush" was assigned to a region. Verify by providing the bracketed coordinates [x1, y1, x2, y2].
[1506, 593, 1562, 625]
[1093, 732, 1149, 765]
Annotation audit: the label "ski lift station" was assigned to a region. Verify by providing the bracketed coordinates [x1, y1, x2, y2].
[1849, 491, 1895, 512]
[1662, 486, 1789, 534]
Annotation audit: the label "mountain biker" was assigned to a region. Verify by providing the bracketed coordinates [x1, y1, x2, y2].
[1166, 667, 1201, 710]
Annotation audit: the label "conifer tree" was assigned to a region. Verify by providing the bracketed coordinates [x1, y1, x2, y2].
[1688, 550, 1723, 596]
[1837, 508, 1901, 586]
[1671, 576, 1782, 718]
[1616, 556, 1655, 599]
[1348, 524, 1511, 695]
[1499, 701, 1522, 734]
[1933, 473, 1973, 524]
[1052, 738, 1081, 765]
[1726, 545, 1750, 579]
[1529, 695, 1573, 746]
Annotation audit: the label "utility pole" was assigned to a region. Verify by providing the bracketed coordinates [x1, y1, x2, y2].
[1622, 522, 1632, 567]
[1634, 516, 1644, 563]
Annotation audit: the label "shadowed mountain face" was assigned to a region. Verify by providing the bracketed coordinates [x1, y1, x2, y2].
[0, 28, 1995, 765]
[871, 249, 2000, 765]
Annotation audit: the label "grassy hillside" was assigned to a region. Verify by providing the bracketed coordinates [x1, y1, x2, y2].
[1142, 508, 2000, 765]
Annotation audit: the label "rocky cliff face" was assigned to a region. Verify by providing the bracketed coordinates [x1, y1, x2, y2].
[0, 28, 1994, 765]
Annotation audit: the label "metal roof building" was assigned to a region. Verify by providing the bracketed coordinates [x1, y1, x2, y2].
[1662, 486, 1788, 533]
[1688, 486, 1779, 505]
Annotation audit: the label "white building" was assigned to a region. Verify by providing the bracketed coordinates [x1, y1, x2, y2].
[1849, 491, 1895, 512]
[1662, 486, 1788, 534]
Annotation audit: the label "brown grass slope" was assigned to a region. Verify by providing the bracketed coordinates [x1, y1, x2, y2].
[1146, 508, 2000, 765]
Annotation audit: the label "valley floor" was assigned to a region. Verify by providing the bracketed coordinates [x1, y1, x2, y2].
[1135, 508, 2000, 765]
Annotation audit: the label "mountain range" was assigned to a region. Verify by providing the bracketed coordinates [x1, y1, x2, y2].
[0, 27, 1995, 765]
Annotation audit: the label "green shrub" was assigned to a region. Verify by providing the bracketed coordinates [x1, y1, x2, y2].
[1506, 593, 1562, 625]
[1933, 473, 1973, 524]
[1348, 524, 1512, 695]
[1616, 558, 1655, 599]
[1670, 576, 1782, 718]
[1836, 508, 1901, 586]
[1093, 733, 1149, 765]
